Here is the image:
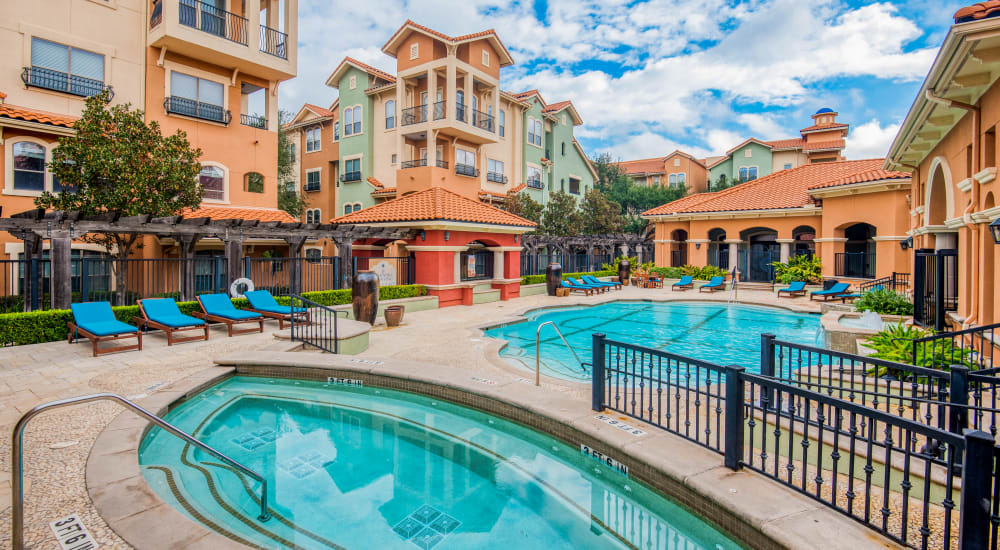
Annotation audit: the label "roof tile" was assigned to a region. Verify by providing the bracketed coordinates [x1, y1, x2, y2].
[331, 187, 535, 227]
[799, 122, 849, 133]
[955, 1, 1000, 22]
[304, 103, 335, 118]
[183, 206, 298, 223]
[802, 139, 846, 151]
[342, 56, 396, 83]
[616, 157, 665, 175]
[0, 103, 77, 128]
[766, 138, 804, 150]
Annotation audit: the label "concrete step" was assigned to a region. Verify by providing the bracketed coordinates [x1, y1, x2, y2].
[473, 283, 494, 292]
[472, 288, 501, 304]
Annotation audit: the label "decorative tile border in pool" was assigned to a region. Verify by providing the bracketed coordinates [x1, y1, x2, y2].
[392, 505, 461, 549]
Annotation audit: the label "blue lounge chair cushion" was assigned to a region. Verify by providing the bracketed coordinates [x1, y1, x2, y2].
[568, 277, 601, 288]
[812, 283, 850, 296]
[141, 298, 205, 327]
[245, 290, 306, 314]
[701, 276, 724, 287]
[70, 302, 137, 336]
[674, 276, 693, 286]
[582, 275, 616, 286]
[561, 280, 592, 289]
[782, 281, 806, 292]
[198, 294, 262, 320]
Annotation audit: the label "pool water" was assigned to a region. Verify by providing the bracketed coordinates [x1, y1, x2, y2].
[139, 376, 743, 550]
[484, 301, 821, 381]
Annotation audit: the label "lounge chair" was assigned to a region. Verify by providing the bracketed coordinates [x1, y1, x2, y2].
[245, 290, 311, 329]
[582, 275, 621, 290]
[560, 280, 596, 296]
[137, 298, 209, 346]
[568, 277, 607, 293]
[699, 276, 725, 293]
[193, 294, 264, 336]
[67, 301, 142, 357]
[777, 281, 807, 298]
[672, 275, 694, 291]
[810, 282, 852, 302]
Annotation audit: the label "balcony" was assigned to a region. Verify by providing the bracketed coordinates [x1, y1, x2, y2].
[435, 159, 448, 169]
[526, 176, 543, 189]
[401, 104, 428, 126]
[456, 104, 467, 123]
[400, 159, 426, 169]
[340, 171, 362, 183]
[303, 181, 320, 192]
[259, 25, 287, 59]
[240, 113, 267, 129]
[164, 96, 232, 124]
[178, 0, 248, 45]
[487, 172, 508, 184]
[433, 101, 446, 120]
[21, 67, 114, 99]
[471, 109, 494, 132]
[455, 163, 479, 177]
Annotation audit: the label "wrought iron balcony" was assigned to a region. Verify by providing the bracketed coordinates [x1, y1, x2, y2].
[240, 113, 267, 129]
[259, 25, 287, 59]
[436, 159, 449, 169]
[164, 96, 232, 124]
[472, 109, 494, 132]
[178, 0, 249, 46]
[340, 171, 362, 183]
[433, 101, 446, 120]
[526, 176, 543, 189]
[455, 163, 479, 177]
[400, 159, 427, 169]
[487, 172, 508, 184]
[303, 181, 320, 192]
[401, 104, 428, 126]
[21, 67, 113, 99]
[456, 104, 467, 122]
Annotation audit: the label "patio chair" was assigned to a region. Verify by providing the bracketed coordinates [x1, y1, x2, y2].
[809, 282, 852, 302]
[672, 275, 694, 291]
[245, 290, 311, 329]
[777, 281, 807, 298]
[582, 275, 621, 290]
[699, 276, 725, 293]
[193, 294, 265, 337]
[560, 279, 596, 296]
[67, 301, 142, 357]
[567, 277, 608, 293]
[647, 274, 663, 288]
[137, 298, 209, 346]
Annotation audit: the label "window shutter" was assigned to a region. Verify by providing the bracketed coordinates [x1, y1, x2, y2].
[70, 48, 104, 81]
[31, 38, 69, 72]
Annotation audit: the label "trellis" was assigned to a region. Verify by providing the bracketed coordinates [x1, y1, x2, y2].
[520, 234, 652, 262]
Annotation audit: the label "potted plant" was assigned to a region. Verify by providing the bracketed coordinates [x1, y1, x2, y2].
[384, 305, 405, 327]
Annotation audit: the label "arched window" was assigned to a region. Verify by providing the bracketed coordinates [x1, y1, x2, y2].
[199, 165, 225, 200]
[344, 108, 353, 135]
[385, 100, 395, 129]
[305, 208, 322, 224]
[305, 248, 321, 263]
[12, 142, 46, 191]
[245, 172, 264, 193]
[344, 203, 352, 215]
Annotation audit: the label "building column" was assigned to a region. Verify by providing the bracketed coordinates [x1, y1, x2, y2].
[814, 237, 847, 278]
[223, 236, 244, 288]
[285, 236, 307, 296]
[428, 69, 438, 155]
[395, 78, 405, 164]
[49, 233, 72, 311]
[20, 233, 42, 312]
[178, 235, 200, 302]
[688, 239, 710, 267]
[334, 238, 354, 289]
[777, 239, 794, 264]
[724, 240, 740, 272]
[463, 70, 472, 122]
[446, 60, 457, 122]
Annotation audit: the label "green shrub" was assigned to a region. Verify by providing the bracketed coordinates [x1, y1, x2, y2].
[854, 288, 914, 316]
[864, 323, 974, 377]
[680, 264, 728, 281]
[521, 270, 616, 285]
[771, 254, 822, 284]
[649, 266, 684, 278]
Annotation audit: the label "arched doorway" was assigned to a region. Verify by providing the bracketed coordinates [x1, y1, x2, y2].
[739, 227, 778, 282]
[792, 225, 816, 258]
[926, 159, 958, 250]
[460, 241, 494, 281]
[707, 228, 727, 269]
[839, 223, 876, 278]
[670, 229, 688, 267]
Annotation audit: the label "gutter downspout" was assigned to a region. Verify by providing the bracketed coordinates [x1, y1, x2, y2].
[897, 162, 920, 292]
[925, 90, 981, 328]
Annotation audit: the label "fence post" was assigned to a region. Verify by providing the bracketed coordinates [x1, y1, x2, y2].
[958, 429, 993, 550]
[592, 333, 606, 412]
[724, 365, 746, 470]
[80, 256, 89, 303]
[949, 366, 970, 436]
[29, 257, 40, 311]
[760, 333, 776, 409]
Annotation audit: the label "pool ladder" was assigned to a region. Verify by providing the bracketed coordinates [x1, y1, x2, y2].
[728, 268, 739, 304]
[10, 393, 271, 549]
[535, 321, 586, 386]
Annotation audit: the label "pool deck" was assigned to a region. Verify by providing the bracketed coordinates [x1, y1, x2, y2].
[0, 286, 903, 550]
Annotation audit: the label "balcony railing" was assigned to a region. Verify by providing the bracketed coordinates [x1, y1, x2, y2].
[472, 109, 494, 132]
[834, 251, 876, 279]
[240, 113, 267, 129]
[455, 163, 479, 177]
[435, 159, 448, 169]
[526, 176, 543, 189]
[164, 96, 232, 124]
[340, 171, 362, 183]
[179, 0, 249, 46]
[456, 104, 467, 122]
[401, 104, 428, 126]
[400, 159, 426, 169]
[259, 25, 287, 59]
[303, 181, 320, 192]
[21, 67, 113, 99]
[433, 101, 446, 120]
[487, 172, 508, 184]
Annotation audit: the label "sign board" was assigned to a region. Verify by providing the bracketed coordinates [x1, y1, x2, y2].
[580, 444, 629, 476]
[467, 254, 477, 278]
[50, 515, 98, 550]
[327, 377, 364, 387]
[372, 260, 397, 286]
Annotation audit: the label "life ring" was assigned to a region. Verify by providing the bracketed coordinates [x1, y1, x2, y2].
[229, 277, 255, 298]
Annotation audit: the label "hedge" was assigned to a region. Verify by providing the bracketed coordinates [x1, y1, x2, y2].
[0, 284, 427, 347]
[521, 270, 616, 285]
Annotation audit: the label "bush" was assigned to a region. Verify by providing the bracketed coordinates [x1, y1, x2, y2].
[521, 270, 616, 285]
[864, 323, 974, 377]
[649, 266, 684, 279]
[854, 288, 914, 316]
[771, 254, 822, 284]
[680, 265, 728, 281]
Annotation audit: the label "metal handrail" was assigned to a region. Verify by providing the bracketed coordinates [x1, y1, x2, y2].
[727, 267, 738, 303]
[289, 293, 349, 353]
[11, 393, 271, 548]
[535, 321, 585, 386]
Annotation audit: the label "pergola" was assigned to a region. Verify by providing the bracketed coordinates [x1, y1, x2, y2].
[0, 208, 416, 310]
[520, 234, 652, 262]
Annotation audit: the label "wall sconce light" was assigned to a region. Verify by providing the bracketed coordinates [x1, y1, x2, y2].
[695, 242, 701, 249]
[990, 218, 1000, 245]
[514, 235, 519, 244]
[899, 236, 913, 250]
[420, 230, 426, 241]
[444, 231, 450, 242]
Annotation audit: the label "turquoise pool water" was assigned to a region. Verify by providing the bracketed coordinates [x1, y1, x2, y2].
[139, 376, 743, 550]
[484, 301, 821, 381]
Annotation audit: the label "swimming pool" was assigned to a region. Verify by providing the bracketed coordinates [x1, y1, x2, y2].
[484, 301, 821, 381]
[139, 376, 742, 550]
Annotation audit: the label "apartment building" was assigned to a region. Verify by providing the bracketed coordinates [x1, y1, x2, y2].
[0, 0, 299, 263]
[288, 21, 597, 224]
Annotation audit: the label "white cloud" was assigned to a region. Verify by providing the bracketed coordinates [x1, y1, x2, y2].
[605, 133, 712, 161]
[704, 130, 745, 155]
[844, 119, 901, 160]
[738, 113, 786, 138]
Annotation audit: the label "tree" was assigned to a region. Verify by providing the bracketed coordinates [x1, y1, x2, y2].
[711, 173, 734, 191]
[592, 153, 686, 234]
[539, 191, 584, 236]
[36, 91, 204, 303]
[504, 190, 543, 229]
[277, 109, 307, 217]
[579, 188, 624, 234]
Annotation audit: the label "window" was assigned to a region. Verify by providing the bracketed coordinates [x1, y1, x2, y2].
[528, 117, 542, 147]
[487, 159, 505, 183]
[305, 170, 320, 191]
[455, 149, 477, 176]
[499, 110, 505, 138]
[482, 49, 489, 66]
[568, 177, 580, 195]
[245, 172, 264, 193]
[305, 127, 321, 152]
[410, 43, 419, 60]
[12, 141, 49, 192]
[168, 71, 226, 122]
[744, 148, 752, 158]
[199, 165, 225, 200]
[29, 38, 106, 97]
[385, 100, 395, 129]
[289, 143, 296, 157]
[305, 208, 321, 224]
[334, 121, 339, 141]
[527, 165, 542, 188]
[677, 173, 686, 185]
[533, 119, 543, 147]
[783, 163, 792, 170]
[343, 202, 362, 215]
[738, 166, 758, 182]
[674, 158, 681, 167]
[344, 106, 362, 136]
[343, 158, 361, 181]
[652, 175, 661, 185]
[344, 203, 352, 215]
[391, 154, 397, 164]
[349, 75, 356, 89]
[668, 174, 677, 186]
[305, 248, 322, 263]
[561, 142, 565, 156]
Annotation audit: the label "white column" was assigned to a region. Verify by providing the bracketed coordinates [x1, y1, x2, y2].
[446, 61, 457, 123]
[777, 239, 794, 263]
[395, 78, 405, 163]
[493, 250, 504, 280]
[491, 87, 499, 133]
[463, 71, 472, 123]
[453, 252, 461, 284]
[725, 239, 740, 273]
[428, 70, 437, 168]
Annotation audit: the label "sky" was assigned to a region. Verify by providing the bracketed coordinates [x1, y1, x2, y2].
[281, 0, 966, 162]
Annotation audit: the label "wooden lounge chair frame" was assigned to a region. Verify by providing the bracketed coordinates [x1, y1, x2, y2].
[810, 285, 853, 302]
[777, 282, 807, 298]
[561, 282, 594, 296]
[250, 308, 311, 330]
[67, 321, 142, 357]
[136, 299, 209, 346]
[699, 278, 725, 293]
[583, 275, 621, 290]
[193, 296, 265, 337]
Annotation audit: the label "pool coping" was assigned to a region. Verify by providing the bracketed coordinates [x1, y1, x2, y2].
[87, 351, 900, 550]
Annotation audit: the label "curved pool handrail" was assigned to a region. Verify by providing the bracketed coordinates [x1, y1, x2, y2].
[10, 393, 271, 549]
[536, 321, 585, 386]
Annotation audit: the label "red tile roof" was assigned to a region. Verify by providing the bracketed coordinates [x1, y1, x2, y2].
[371, 187, 397, 198]
[799, 122, 849, 133]
[643, 159, 908, 216]
[509, 183, 526, 193]
[342, 56, 396, 83]
[616, 157, 665, 175]
[0, 102, 77, 128]
[766, 138, 804, 150]
[331, 186, 536, 227]
[542, 100, 572, 113]
[304, 103, 335, 118]
[367, 177, 385, 189]
[183, 206, 299, 223]
[802, 139, 846, 151]
[383, 21, 514, 67]
[0, 91, 6, 100]
[955, 1, 1000, 22]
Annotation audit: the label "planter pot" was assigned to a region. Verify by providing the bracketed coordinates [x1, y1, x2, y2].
[384, 305, 405, 327]
[545, 263, 563, 296]
[352, 270, 379, 325]
[618, 259, 631, 285]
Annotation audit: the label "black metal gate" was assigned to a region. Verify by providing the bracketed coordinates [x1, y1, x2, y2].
[739, 243, 778, 282]
[913, 248, 958, 331]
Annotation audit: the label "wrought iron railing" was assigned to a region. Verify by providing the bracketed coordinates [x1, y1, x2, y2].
[859, 272, 910, 293]
[433, 100, 446, 120]
[472, 109, 494, 132]
[487, 172, 508, 184]
[340, 171, 362, 182]
[835, 251, 876, 279]
[455, 163, 479, 177]
[911, 323, 999, 373]
[179, 0, 249, 45]
[259, 24, 287, 59]
[435, 159, 448, 169]
[21, 66, 113, 99]
[288, 294, 348, 353]
[303, 180, 320, 192]
[240, 113, 267, 129]
[401, 104, 428, 126]
[456, 104, 467, 122]
[526, 176, 543, 189]
[164, 96, 232, 124]
[400, 159, 426, 169]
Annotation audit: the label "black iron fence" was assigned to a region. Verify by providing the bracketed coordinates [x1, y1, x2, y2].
[259, 25, 287, 59]
[835, 252, 877, 279]
[21, 66, 112, 99]
[179, 0, 249, 45]
[401, 104, 428, 126]
[859, 271, 910, 293]
[520, 253, 613, 276]
[288, 294, 348, 353]
[164, 96, 232, 124]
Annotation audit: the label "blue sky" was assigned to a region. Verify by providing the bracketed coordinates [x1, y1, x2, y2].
[281, 0, 965, 161]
